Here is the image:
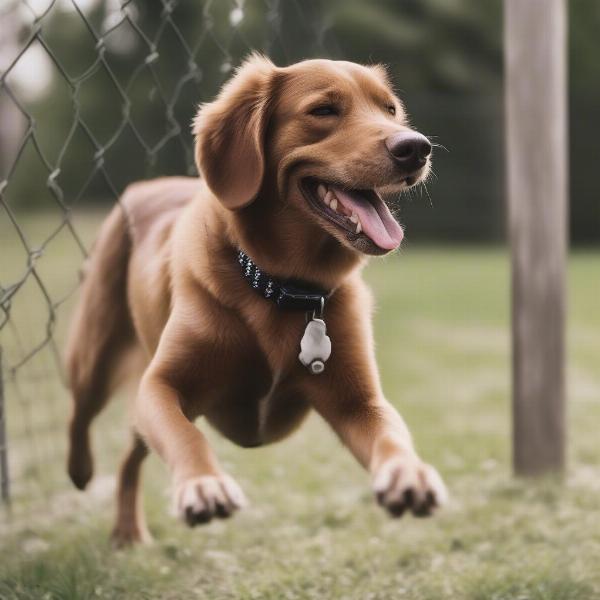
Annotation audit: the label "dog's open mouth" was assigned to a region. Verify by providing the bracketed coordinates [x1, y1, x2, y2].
[301, 179, 404, 251]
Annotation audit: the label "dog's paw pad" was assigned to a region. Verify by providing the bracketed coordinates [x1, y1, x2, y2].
[373, 457, 447, 518]
[174, 474, 247, 527]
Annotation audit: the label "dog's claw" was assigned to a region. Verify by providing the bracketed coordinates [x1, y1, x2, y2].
[373, 457, 447, 519]
[175, 474, 247, 527]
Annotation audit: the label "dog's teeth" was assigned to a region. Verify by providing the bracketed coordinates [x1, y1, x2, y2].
[330, 197, 338, 211]
[317, 184, 327, 199]
[350, 212, 358, 223]
[356, 221, 362, 234]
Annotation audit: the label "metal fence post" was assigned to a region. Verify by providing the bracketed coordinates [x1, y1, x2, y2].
[0, 346, 10, 505]
[505, 0, 568, 475]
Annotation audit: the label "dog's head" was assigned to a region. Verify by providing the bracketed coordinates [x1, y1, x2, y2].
[194, 55, 431, 256]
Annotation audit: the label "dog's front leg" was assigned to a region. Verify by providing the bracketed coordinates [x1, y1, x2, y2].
[134, 314, 247, 526]
[305, 287, 447, 517]
[310, 381, 447, 517]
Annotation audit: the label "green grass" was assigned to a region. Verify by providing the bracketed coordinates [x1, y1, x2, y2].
[1, 212, 600, 599]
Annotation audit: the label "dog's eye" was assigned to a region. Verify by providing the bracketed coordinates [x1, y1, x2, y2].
[387, 105, 396, 116]
[309, 104, 339, 117]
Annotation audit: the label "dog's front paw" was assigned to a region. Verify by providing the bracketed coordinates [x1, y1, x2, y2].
[372, 456, 447, 518]
[174, 474, 247, 527]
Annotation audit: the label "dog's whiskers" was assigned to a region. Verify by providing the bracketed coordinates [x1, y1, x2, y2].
[422, 181, 434, 208]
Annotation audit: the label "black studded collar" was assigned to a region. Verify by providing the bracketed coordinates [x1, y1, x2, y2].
[237, 249, 330, 313]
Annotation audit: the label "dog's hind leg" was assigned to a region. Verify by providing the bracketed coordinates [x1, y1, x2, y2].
[65, 205, 134, 490]
[67, 381, 109, 491]
[66, 337, 135, 490]
[111, 433, 151, 547]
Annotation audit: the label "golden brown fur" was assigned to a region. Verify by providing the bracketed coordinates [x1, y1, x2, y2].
[65, 55, 447, 546]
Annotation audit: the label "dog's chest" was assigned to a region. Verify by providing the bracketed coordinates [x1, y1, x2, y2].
[199, 306, 318, 446]
[203, 331, 311, 447]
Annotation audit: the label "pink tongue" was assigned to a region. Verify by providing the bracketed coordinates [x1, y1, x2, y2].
[332, 187, 404, 250]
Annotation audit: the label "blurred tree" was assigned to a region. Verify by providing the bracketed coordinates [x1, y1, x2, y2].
[1, 0, 597, 243]
[568, 0, 600, 244]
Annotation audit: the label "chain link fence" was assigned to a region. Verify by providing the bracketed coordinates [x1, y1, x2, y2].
[0, 0, 338, 523]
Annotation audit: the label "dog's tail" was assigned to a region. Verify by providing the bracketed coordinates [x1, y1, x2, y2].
[65, 202, 135, 490]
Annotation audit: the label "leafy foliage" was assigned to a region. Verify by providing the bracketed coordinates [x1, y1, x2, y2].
[1, 0, 598, 241]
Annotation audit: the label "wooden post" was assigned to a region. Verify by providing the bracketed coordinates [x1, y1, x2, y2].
[505, 0, 568, 475]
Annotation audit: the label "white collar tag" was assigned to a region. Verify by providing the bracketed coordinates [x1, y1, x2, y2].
[298, 318, 331, 374]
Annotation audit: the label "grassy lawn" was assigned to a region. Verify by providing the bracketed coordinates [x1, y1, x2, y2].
[1, 212, 599, 599]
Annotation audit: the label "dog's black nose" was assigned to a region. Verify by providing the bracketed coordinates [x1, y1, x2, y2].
[386, 132, 431, 170]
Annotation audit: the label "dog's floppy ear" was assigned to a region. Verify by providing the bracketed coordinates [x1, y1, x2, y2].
[194, 54, 278, 210]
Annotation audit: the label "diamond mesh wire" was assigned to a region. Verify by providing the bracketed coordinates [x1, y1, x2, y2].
[0, 0, 336, 521]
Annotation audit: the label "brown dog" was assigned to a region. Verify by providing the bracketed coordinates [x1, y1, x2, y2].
[65, 55, 447, 545]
